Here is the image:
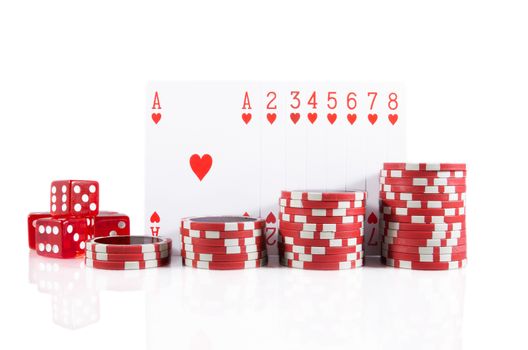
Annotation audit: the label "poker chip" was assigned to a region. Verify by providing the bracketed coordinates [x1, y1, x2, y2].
[180, 235, 265, 247]
[279, 221, 363, 232]
[381, 256, 467, 270]
[86, 236, 172, 254]
[279, 206, 365, 217]
[383, 163, 466, 171]
[380, 220, 465, 231]
[280, 257, 364, 270]
[279, 198, 365, 209]
[380, 192, 466, 201]
[278, 242, 363, 255]
[281, 251, 363, 263]
[181, 250, 267, 262]
[383, 228, 466, 239]
[382, 206, 465, 216]
[182, 257, 267, 270]
[278, 235, 363, 247]
[382, 250, 466, 263]
[281, 190, 366, 201]
[380, 199, 465, 209]
[381, 214, 465, 224]
[380, 169, 466, 178]
[382, 242, 467, 255]
[382, 235, 466, 247]
[85, 256, 171, 270]
[279, 213, 364, 224]
[85, 249, 170, 261]
[279, 229, 364, 240]
[380, 184, 466, 194]
[182, 243, 264, 254]
[181, 216, 265, 231]
[180, 227, 263, 239]
[380, 177, 466, 186]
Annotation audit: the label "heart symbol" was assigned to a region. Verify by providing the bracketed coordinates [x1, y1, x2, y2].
[243, 212, 250, 217]
[388, 114, 398, 125]
[290, 113, 300, 124]
[266, 212, 276, 224]
[367, 212, 378, 224]
[189, 154, 213, 181]
[151, 113, 161, 125]
[368, 113, 378, 125]
[307, 113, 318, 124]
[327, 113, 337, 125]
[150, 211, 160, 223]
[241, 113, 252, 124]
[347, 113, 357, 125]
[267, 113, 277, 125]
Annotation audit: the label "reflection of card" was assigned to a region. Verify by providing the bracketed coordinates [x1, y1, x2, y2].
[146, 82, 405, 255]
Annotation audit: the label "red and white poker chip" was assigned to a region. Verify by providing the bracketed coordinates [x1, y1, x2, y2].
[279, 213, 364, 224]
[180, 235, 265, 247]
[86, 236, 172, 254]
[279, 235, 363, 247]
[85, 249, 170, 261]
[280, 257, 363, 270]
[380, 184, 466, 194]
[279, 206, 365, 217]
[383, 163, 467, 171]
[381, 206, 465, 216]
[380, 199, 465, 209]
[278, 242, 363, 255]
[182, 243, 265, 254]
[281, 251, 363, 263]
[380, 220, 465, 231]
[380, 169, 466, 178]
[381, 214, 465, 224]
[85, 256, 171, 270]
[279, 198, 365, 209]
[281, 190, 366, 202]
[180, 227, 263, 239]
[279, 229, 364, 240]
[279, 221, 363, 232]
[382, 235, 466, 247]
[382, 242, 467, 255]
[381, 256, 467, 270]
[380, 192, 466, 201]
[181, 250, 267, 262]
[180, 216, 265, 231]
[182, 257, 268, 270]
[382, 250, 467, 263]
[380, 177, 466, 186]
[383, 228, 466, 240]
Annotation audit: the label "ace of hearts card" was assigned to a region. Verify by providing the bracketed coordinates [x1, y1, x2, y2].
[145, 82, 405, 256]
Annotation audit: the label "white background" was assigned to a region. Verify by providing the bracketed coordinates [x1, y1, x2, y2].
[1, 1, 527, 349]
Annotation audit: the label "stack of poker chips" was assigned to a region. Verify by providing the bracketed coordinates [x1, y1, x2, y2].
[85, 236, 172, 270]
[278, 190, 367, 270]
[379, 163, 467, 270]
[180, 216, 268, 270]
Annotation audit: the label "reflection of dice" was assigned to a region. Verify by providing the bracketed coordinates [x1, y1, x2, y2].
[35, 217, 89, 258]
[50, 180, 99, 217]
[52, 292, 99, 329]
[94, 211, 130, 237]
[27, 212, 51, 249]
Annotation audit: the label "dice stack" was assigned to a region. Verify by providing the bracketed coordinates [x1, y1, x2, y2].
[278, 190, 367, 270]
[379, 163, 467, 270]
[27, 180, 130, 258]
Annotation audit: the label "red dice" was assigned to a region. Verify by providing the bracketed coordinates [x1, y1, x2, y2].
[35, 217, 88, 258]
[27, 212, 51, 249]
[50, 180, 99, 217]
[94, 212, 130, 237]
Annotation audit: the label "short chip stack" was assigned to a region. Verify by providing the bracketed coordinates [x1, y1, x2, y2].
[379, 163, 467, 270]
[85, 236, 172, 270]
[278, 190, 367, 270]
[180, 216, 268, 270]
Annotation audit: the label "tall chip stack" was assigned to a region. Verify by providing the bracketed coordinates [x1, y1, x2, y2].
[379, 163, 467, 270]
[278, 190, 367, 270]
[180, 216, 268, 270]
